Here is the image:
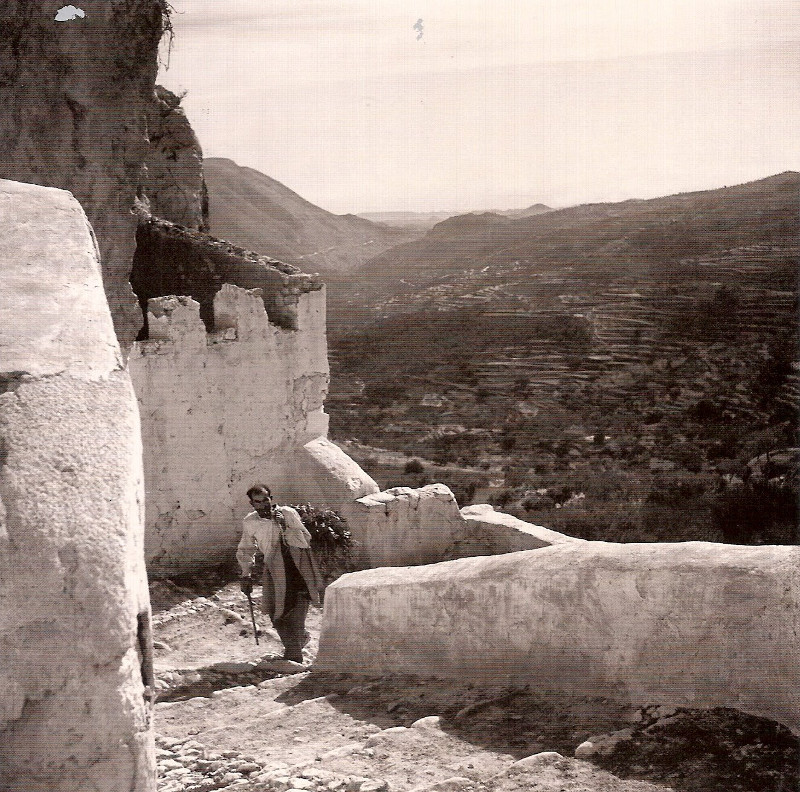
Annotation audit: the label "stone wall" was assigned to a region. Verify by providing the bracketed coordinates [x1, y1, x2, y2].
[131, 214, 322, 334]
[0, 0, 170, 346]
[343, 486, 583, 568]
[317, 540, 800, 735]
[0, 180, 155, 791]
[130, 283, 374, 574]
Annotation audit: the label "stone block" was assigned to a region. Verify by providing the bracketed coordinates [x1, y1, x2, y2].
[292, 438, 379, 514]
[344, 485, 465, 567]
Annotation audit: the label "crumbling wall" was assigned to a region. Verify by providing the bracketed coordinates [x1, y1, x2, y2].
[142, 85, 208, 230]
[129, 283, 339, 574]
[342, 486, 582, 568]
[318, 541, 800, 735]
[0, 0, 170, 347]
[0, 180, 154, 791]
[131, 214, 321, 334]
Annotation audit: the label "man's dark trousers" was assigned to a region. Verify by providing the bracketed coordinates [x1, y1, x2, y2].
[272, 593, 309, 662]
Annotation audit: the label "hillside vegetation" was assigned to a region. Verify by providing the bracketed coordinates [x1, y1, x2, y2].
[326, 174, 799, 545]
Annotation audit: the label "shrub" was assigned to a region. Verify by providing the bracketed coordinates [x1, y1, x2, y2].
[709, 481, 799, 544]
[404, 458, 425, 475]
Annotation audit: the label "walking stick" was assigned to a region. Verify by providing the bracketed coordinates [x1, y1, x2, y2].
[245, 591, 260, 645]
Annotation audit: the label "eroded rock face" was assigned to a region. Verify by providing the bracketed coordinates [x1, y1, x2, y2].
[0, 180, 154, 791]
[318, 541, 800, 735]
[143, 85, 208, 230]
[0, 0, 169, 346]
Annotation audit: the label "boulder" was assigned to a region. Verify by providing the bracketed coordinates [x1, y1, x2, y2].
[0, 180, 155, 791]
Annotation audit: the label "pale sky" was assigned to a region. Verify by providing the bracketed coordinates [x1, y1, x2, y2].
[158, 1, 800, 213]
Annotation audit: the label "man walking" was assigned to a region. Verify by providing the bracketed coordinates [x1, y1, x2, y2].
[237, 485, 324, 663]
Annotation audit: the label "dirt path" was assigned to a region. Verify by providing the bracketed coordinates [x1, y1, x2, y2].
[149, 578, 798, 792]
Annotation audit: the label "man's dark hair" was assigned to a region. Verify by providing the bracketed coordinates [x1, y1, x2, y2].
[247, 484, 271, 499]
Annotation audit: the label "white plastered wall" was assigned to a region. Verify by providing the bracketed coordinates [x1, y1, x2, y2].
[318, 541, 800, 735]
[130, 283, 375, 574]
[0, 180, 155, 792]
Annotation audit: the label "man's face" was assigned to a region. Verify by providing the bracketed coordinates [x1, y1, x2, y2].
[249, 492, 273, 517]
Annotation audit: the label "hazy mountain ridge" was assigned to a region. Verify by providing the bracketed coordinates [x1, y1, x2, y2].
[357, 203, 552, 231]
[203, 157, 419, 272]
[355, 172, 799, 291]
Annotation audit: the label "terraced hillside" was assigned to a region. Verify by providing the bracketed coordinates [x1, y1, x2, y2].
[326, 176, 798, 545]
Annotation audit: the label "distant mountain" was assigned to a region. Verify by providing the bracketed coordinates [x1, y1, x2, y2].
[496, 203, 552, 219]
[356, 210, 463, 230]
[327, 171, 798, 408]
[326, 173, 799, 544]
[203, 158, 418, 272]
[355, 172, 800, 294]
[358, 204, 552, 231]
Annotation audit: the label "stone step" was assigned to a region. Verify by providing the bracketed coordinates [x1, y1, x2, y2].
[157, 689, 669, 792]
[156, 680, 382, 772]
[300, 716, 514, 790]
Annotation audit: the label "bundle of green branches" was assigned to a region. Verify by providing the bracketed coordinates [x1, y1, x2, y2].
[289, 503, 355, 581]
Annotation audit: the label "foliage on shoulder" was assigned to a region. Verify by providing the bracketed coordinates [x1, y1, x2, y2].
[290, 503, 352, 550]
[289, 503, 356, 582]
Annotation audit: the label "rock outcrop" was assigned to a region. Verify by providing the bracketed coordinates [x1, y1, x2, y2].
[142, 85, 208, 230]
[0, 0, 170, 346]
[317, 540, 800, 735]
[0, 180, 154, 791]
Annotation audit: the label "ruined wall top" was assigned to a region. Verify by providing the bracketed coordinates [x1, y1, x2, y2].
[131, 214, 324, 333]
[140, 283, 316, 351]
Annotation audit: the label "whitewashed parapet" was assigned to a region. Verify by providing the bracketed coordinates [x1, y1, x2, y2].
[342, 485, 466, 568]
[0, 180, 155, 791]
[291, 437, 380, 511]
[341, 485, 575, 568]
[129, 283, 330, 574]
[456, 503, 584, 557]
[318, 541, 800, 735]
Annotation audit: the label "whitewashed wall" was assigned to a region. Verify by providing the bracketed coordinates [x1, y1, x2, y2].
[0, 180, 155, 792]
[318, 541, 800, 735]
[130, 283, 377, 574]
